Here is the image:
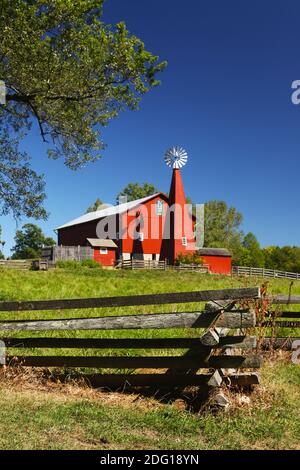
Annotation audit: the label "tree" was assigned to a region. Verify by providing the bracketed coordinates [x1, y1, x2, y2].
[239, 232, 265, 267]
[86, 198, 104, 213]
[11, 224, 55, 259]
[263, 246, 300, 273]
[0, 1, 166, 218]
[204, 200, 244, 262]
[117, 182, 159, 202]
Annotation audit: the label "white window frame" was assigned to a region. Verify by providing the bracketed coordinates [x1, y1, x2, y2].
[100, 248, 108, 255]
[182, 237, 187, 246]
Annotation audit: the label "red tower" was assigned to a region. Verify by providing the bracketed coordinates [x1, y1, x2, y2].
[165, 147, 196, 264]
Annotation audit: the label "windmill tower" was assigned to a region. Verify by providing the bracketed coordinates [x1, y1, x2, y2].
[164, 147, 196, 264]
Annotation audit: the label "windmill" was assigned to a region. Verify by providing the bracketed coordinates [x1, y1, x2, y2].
[164, 146, 188, 169]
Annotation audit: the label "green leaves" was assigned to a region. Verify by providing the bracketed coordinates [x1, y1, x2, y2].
[11, 223, 55, 259]
[0, 1, 166, 170]
[117, 182, 159, 203]
[0, 126, 47, 219]
[0, 1, 166, 217]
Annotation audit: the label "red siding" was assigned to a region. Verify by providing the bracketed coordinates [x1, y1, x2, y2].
[93, 248, 116, 267]
[121, 194, 170, 257]
[201, 255, 232, 274]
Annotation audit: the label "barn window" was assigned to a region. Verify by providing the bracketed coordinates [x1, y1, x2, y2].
[156, 200, 164, 216]
[100, 248, 108, 254]
[182, 237, 187, 246]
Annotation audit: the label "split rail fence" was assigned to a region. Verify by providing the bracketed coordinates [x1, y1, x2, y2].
[262, 294, 300, 350]
[0, 287, 263, 389]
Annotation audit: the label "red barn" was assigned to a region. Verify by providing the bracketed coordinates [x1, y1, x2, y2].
[55, 156, 232, 273]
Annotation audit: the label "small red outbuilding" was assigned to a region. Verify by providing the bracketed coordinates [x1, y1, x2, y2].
[198, 248, 232, 274]
[87, 238, 117, 267]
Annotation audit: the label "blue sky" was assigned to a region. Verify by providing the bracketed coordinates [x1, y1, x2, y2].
[1, 0, 300, 255]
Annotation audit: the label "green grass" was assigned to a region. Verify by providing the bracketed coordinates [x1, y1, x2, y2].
[0, 267, 299, 449]
[0, 360, 299, 449]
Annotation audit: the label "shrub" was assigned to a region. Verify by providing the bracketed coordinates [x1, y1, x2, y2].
[175, 252, 203, 266]
[56, 259, 102, 269]
[80, 259, 102, 269]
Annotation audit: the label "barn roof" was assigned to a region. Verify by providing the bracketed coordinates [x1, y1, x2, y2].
[87, 238, 117, 248]
[56, 193, 164, 230]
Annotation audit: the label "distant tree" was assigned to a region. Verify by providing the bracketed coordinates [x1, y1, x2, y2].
[117, 183, 159, 203]
[238, 232, 265, 267]
[204, 200, 244, 263]
[11, 224, 55, 259]
[263, 246, 300, 273]
[86, 198, 104, 213]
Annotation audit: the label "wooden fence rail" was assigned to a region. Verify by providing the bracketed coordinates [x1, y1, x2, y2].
[232, 265, 300, 280]
[0, 259, 32, 270]
[0, 287, 260, 312]
[120, 259, 168, 270]
[0, 287, 262, 389]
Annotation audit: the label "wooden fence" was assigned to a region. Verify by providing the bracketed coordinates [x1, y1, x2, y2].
[261, 294, 300, 350]
[118, 260, 209, 272]
[0, 287, 262, 389]
[232, 265, 300, 281]
[119, 259, 168, 270]
[42, 246, 93, 262]
[0, 259, 32, 270]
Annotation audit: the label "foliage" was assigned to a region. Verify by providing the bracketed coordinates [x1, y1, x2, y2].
[11, 223, 55, 259]
[238, 232, 265, 267]
[0, 0, 166, 217]
[56, 259, 102, 269]
[204, 200, 244, 263]
[0, 128, 47, 219]
[262, 246, 300, 273]
[175, 252, 203, 265]
[117, 182, 159, 202]
[86, 198, 103, 213]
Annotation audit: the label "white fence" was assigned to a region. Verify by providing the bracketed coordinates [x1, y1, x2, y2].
[232, 265, 300, 281]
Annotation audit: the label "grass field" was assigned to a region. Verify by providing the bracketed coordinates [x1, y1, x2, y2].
[0, 266, 299, 450]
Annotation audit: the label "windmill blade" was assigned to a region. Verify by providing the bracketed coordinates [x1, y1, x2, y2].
[164, 146, 188, 169]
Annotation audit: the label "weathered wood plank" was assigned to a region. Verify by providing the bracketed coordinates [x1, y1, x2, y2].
[273, 295, 300, 305]
[0, 336, 257, 349]
[200, 329, 220, 346]
[207, 369, 223, 387]
[0, 287, 260, 312]
[4, 354, 262, 368]
[223, 373, 260, 386]
[271, 311, 300, 318]
[0, 310, 256, 331]
[51, 372, 261, 388]
[262, 320, 300, 328]
[262, 337, 300, 350]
